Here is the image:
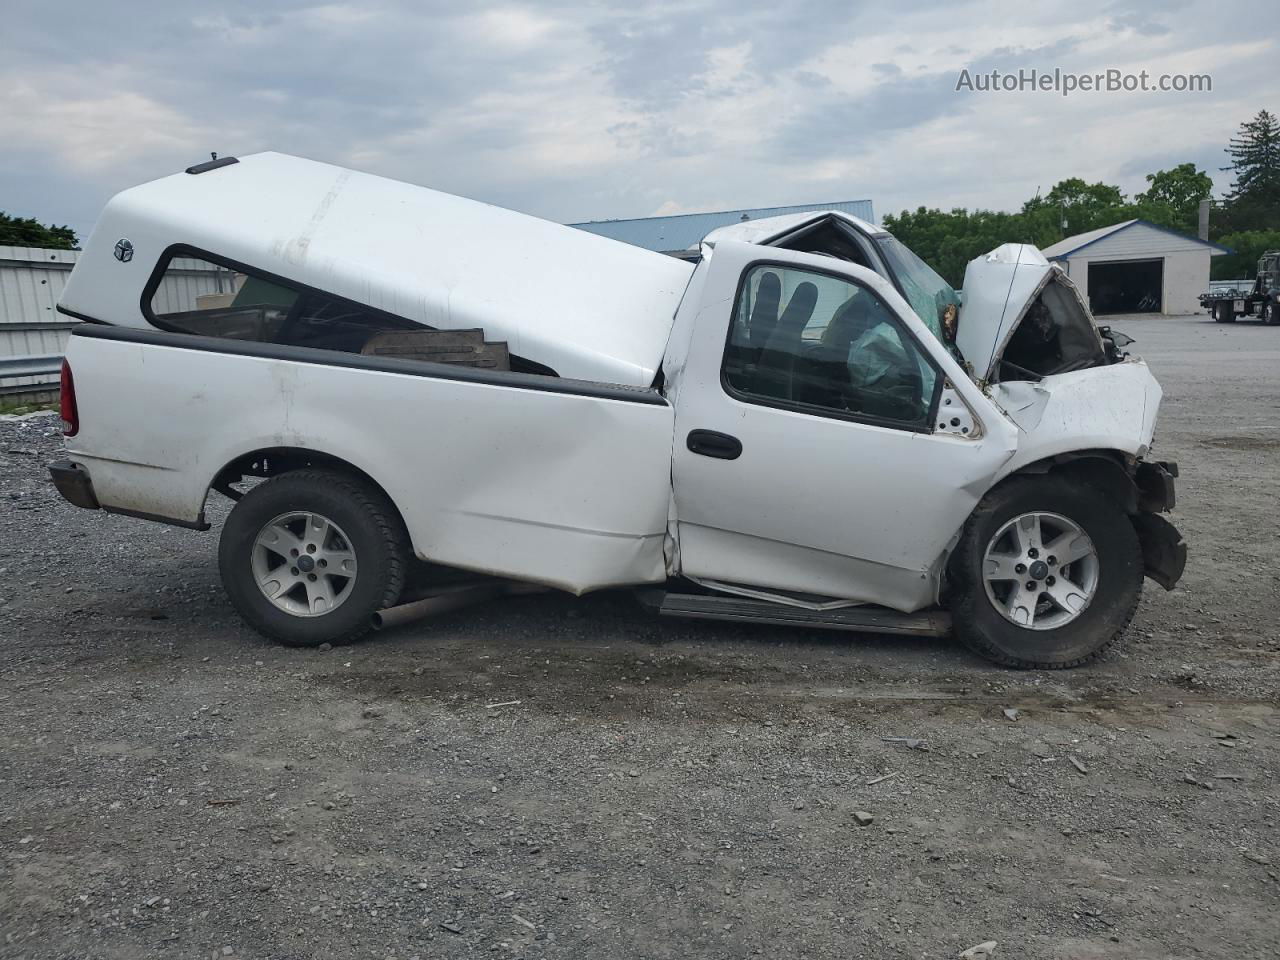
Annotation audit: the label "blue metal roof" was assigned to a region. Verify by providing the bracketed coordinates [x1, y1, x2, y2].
[570, 199, 875, 253]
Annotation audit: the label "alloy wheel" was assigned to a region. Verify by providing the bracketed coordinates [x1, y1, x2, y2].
[982, 511, 1099, 630]
[250, 511, 358, 617]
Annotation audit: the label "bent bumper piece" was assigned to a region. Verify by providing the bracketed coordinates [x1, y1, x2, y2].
[49, 459, 100, 511]
[1132, 512, 1187, 591]
[1136, 459, 1178, 512]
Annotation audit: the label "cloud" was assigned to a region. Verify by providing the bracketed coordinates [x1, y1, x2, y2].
[764, 36, 1083, 163]
[0, 0, 1273, 242]
[1105, 0, 1185, 36]
[0, 69, 215, 174]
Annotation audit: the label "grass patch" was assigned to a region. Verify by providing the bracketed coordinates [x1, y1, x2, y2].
[0, 399, 57, 416]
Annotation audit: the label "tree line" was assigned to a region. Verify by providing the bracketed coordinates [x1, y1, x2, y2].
[0, 211, 78, 250]
[884, 109, 1280, 288]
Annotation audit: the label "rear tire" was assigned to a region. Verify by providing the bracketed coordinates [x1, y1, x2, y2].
[1214, 302, 1235, 323]
[219, 469, 409, 646]
[949, 477, 1143, 669]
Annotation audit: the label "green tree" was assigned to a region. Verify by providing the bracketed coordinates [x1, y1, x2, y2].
[884, 162, 1230, 288]
[883, 206, 1054, 289]
[1216, 110, 1280, 236]
[0, 212, 78, 249]
[1042, 178, 1126, 210]
[1134, 163, 1214, 234]
[1022, 178, 1127, 235]
[1224, 109, 1280, 202]
[1211, 229, 1280, 280]
[887, 179, 1136, 289]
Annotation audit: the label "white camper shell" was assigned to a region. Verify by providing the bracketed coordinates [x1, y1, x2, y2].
[50, 153, 1185, 669]
[59, 152, 694, 387]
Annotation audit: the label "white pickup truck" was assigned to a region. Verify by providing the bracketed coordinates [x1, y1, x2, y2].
[49, 152, 1185, 668]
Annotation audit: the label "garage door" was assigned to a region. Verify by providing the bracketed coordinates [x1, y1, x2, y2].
[1088, 259, 1163, 314]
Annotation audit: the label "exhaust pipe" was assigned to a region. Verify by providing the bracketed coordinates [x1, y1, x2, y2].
[372, 580, 545, 631]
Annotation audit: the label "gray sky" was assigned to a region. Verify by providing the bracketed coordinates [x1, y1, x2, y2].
[0, 0, 1274, 241]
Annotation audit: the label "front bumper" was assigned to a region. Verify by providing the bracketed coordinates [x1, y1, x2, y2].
[1133, 513, 1187, 590]
[49, 459, 100, 511]
[1136, 459, 1178, 512]
[1132, 460, 1186, 590]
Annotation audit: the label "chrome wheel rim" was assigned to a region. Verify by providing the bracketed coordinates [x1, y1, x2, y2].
[982, 511, 1099, 631]
[251, 511, 358, 617]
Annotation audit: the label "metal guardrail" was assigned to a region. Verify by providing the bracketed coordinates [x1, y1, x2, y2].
[0, 354, 62, 380]
[0, 320, 78, 333]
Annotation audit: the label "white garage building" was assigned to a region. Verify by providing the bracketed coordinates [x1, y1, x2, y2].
[1041, 219, 1228, 316]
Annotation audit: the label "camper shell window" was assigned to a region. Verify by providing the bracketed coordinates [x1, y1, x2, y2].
[142, 247, 551, 375]
[144, 249, 417, 349]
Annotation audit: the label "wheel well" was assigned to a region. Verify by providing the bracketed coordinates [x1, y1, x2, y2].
[940, 449, 1140, 604]
[1008, 450, 1138, 513]
[209, 447, 410, 532]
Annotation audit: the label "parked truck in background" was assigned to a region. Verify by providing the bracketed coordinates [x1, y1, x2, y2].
[1200, 250, 1280, 324]
[48, 153, 1185, 669]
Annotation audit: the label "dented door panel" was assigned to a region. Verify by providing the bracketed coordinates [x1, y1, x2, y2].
[668, 242, 1019, 611]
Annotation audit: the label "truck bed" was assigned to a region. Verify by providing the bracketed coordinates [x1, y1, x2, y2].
[65, 323, 677, 593]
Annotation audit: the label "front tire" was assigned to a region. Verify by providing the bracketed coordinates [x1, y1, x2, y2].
[1264, 302, 1279, 325]
[219, 469, 409, 646]
[949, 477, 1143, 668]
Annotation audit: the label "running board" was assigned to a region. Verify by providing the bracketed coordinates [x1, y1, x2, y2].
[643, 591, 951, 637]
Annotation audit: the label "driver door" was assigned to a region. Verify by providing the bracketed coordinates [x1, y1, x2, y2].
[668, 242, 1017, 611]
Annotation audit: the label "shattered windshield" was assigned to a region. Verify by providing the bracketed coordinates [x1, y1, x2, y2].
[874, 235, 958, 343]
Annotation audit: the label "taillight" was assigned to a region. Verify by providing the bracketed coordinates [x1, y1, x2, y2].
[60, 359, 79, 437]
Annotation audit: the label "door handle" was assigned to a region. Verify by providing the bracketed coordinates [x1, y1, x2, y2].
[687, 429, 742, 460]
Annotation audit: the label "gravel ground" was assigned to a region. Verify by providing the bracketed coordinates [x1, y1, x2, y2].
[1, 314, 1278, 960]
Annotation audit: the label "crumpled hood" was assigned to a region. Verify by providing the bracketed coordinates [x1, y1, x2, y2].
[957, 243, 1105, 383]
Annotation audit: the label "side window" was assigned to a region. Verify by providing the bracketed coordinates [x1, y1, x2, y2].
[147, 252, 415, 350]
[723, 265, 939, 429]
[149, 255, 296, 341]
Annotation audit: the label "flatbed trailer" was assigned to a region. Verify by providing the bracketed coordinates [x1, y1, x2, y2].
[1200, 250, 1280, 324]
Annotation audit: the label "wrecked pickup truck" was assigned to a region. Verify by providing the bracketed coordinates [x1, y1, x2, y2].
[49, 152, 1185, 668]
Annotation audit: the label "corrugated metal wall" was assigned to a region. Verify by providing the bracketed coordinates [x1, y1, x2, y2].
[0, 247, 234, 397]
[0, 246, 79, 394]
[149, 256, 238, 314]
